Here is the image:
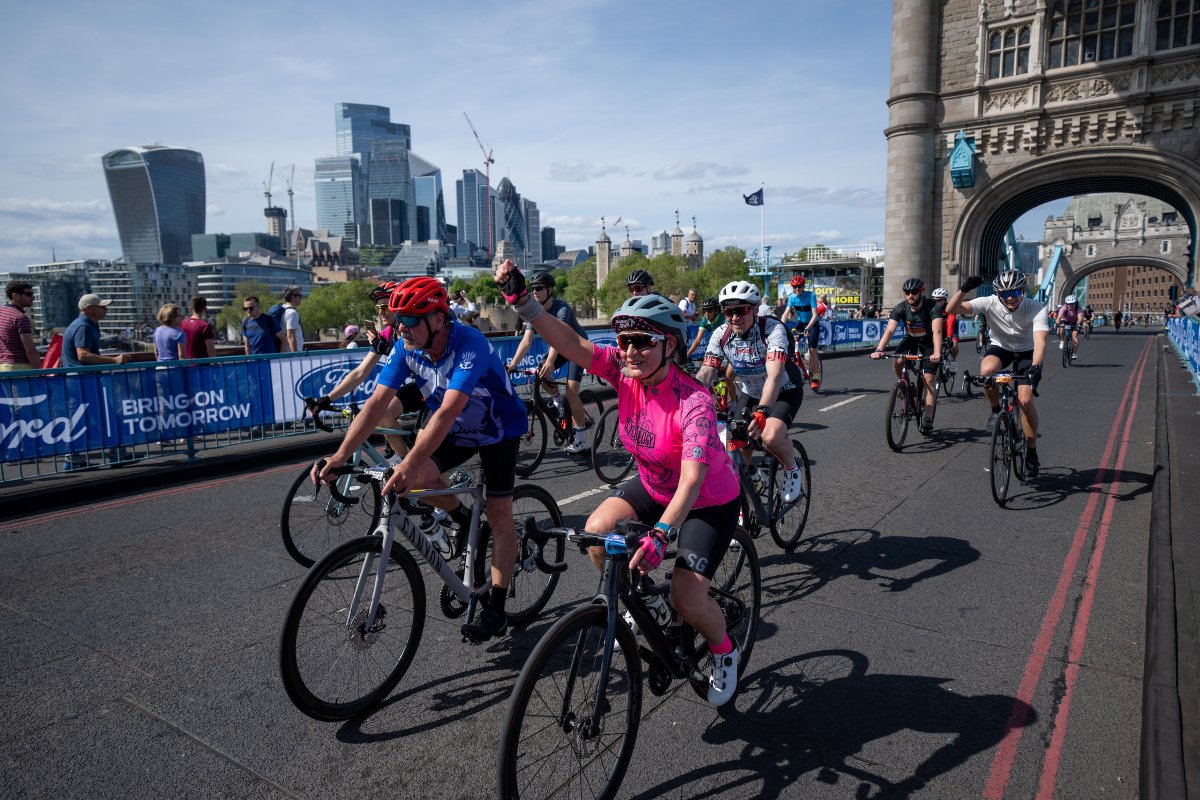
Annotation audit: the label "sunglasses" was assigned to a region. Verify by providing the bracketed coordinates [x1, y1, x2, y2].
[16, 290, 34, 297]
[242, 306, 256, 312]
[397, 314, 424, 328]
[722, 304, 754, 318]
[627, 284, 647, 293]
[617, 332, 664, 351]
[998, 289, 1024, 300]
[903, 289, 923, 296]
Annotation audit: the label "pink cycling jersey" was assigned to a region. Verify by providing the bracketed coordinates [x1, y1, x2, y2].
[589, 344, 739, 508]
[1056, 306, 1082, 325]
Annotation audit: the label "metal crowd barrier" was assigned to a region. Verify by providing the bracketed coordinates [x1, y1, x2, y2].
[1167, 315, 1200, 393]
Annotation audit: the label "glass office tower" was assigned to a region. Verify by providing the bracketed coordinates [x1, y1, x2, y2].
[367, 140, 415, 246]
[335, 103, 411, 159]
[102, 145, 206, 265]
[456, 168, 492, 255]
[410, 152, 446, 244]
[497, 177, 526, 260]
[314, 155, 364, 244]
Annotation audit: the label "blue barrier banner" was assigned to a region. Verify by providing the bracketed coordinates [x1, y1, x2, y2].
[1168, 316, 1200, 385]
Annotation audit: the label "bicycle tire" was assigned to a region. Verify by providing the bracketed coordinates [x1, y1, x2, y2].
[940, 362, 956, 398]
[739, 481, 761, 539]
[503, 485, 566, 625]
[280, 461, 382, 568]
[990, 412, 1013, 506]
[885, 382, 909, 452]
[688, 524, 762, 700]
[497, 604, 642, 800]
[769, 440, 812, 550]
[1061, 339, 1071, 368]
[279, 535, 426, 720]
[514, 401, 548, 478]
[592, 405, 635, 485]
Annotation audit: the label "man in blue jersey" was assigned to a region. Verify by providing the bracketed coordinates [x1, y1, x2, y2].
[315, 276, 528, 641]
[780, 274, 822, 390]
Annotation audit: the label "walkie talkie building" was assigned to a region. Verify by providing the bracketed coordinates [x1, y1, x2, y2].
[102, 145, 206, 265]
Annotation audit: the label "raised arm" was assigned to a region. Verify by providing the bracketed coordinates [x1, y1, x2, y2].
[495, 260, 593, 370]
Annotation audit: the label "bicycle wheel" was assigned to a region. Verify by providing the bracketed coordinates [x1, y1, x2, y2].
[769, 440, 812, 550]
[498, 605, 642, 800]
[281, 462, 382, 568]
[279, 536, 426, 720]
[976, 331, 986, 355]
[1061, 339, 1071, 368]
[885, 382, 909, 452]
[940, 362, 956, 398]
[514, 402, 548, 478]
[989, 412, 1013, 506]
[504, 485, 567, 625]
[688, 525, 761, 701]
[592, 405, 635, 485]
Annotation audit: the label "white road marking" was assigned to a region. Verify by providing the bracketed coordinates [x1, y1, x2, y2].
[819, 395, 865, 412]
[558, 487, 610, 507]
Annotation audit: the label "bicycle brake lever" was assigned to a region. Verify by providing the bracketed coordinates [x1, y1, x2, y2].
[522, 517, 569, 573]
[319, 460, 365, 504]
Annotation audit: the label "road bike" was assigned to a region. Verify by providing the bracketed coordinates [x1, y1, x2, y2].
[878, 354, 940, 451]
[935, 339, 958, 398]
[496, 519, 761, 799]
[963, 370, 1038, 506]
[510, 367, 604, 476]
[278, 464, 566, 720]
[1059, 324, 1078, 367]
[975, 318, 990, 355]
[723, 409, 812, 550]
[1083, 318, 1093, 339]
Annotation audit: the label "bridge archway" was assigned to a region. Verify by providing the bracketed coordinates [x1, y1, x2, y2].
[1056, 256, 1186, 304]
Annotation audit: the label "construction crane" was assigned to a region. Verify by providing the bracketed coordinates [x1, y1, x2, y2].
[285, 164, 296, 259]
[262, 161, 275, 208]
[463, 112, 495, 259]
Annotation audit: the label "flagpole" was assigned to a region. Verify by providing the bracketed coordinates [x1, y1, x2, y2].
[760, 182, 766, 299]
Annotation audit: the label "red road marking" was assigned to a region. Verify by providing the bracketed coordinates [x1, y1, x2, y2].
[2, 461, 307, 531]
[984, 337, 1153, 799]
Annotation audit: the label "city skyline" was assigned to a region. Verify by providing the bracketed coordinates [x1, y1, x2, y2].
[1, 1, 1062, 275]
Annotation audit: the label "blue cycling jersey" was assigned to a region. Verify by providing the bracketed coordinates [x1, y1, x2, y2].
[786, 290, 816, 324]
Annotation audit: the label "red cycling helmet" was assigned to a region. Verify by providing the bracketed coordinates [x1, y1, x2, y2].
[790, 275, 806, 288]
[388, 277, 450, 315]
[369, 280, 400, 304]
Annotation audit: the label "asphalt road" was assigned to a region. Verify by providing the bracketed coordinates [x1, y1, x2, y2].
[1, 330, 1162, 799]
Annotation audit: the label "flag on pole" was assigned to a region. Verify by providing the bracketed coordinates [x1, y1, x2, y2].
[743, 188, 764, 206]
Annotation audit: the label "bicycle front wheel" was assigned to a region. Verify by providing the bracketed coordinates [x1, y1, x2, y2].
[769, 440, 812, 550]
[592, 405, 635, 485]
[940, 363, 956, 398]
[281, 462, 382, 568]
[1062, 339, 1071, 368]
[885, 382, 909, 452]
[504, 485, 566, 625]
[279, 536, 426, 720]
[498, 604, 642, 800]
[990, 412, 1013, 506]
[689, 525, 762, 700]
[514, 402, 548, 478]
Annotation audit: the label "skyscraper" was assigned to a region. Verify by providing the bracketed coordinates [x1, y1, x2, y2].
[102, 145, 206, 265]
[367, 140, 415, 246]
[541, 227, 556, 262]
[410, 152, 446, 244]
[335, 103, 411, 160]
[522, 198, 541, 265]
[314, 156, 364, 244]
[456, 168, 491, 255]
[497, 177, 526, 263]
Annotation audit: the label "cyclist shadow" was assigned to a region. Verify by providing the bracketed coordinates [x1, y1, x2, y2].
[1002, 465, 1155, 510]
[759, 529, 980, 606]
[1067, 363, 1122, 369]
[628, 649, 1035, 800]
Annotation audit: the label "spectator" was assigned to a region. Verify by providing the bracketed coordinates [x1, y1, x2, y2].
[861, 300, 879, 318]
[153, 304, 187, 361]
[181, 296, 215, 358]
[241, 296, 283, 355]
[450, 290, 479, 324]
[342, 325, 361, 348]
[61, 294, 131, 368]
[0, 280, 41, 371]
[757, 295, 772, 317]
[679, 288, 699, 322]
[281, 286, 304, 352]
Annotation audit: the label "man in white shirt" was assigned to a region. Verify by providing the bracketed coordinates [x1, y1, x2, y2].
[451, 290, 479, 324]
[281, 286, 304, 352]
[679, 288, 698, 322]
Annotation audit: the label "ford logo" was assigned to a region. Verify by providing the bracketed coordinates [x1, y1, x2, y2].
[293, 361, 377, 404]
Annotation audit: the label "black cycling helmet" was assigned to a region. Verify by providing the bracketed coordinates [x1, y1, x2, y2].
[902, 278, 925, 294]
[700, 297, 719, 312]
[528, 271, 555, 289]
[625, 269, 654, 287]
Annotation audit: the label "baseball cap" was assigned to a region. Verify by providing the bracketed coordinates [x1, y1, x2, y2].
[78, 293, 113, 310]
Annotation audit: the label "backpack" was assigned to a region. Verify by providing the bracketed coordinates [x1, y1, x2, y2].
[718, 315, 804, 386]
[267, 303, 287, 329]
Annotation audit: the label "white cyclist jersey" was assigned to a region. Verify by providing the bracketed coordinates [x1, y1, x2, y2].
[972, 295, 1050, 352]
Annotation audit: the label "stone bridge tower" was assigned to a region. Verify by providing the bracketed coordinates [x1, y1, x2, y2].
[885, 0, 1200, 304]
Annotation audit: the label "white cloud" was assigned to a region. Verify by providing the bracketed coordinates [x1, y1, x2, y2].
[207, 204, 224, 216]
[654, 161, 750, 181]
[809, 229, 843, 240]
[0, 197, 108, 219]
[546, 161, 623, 182]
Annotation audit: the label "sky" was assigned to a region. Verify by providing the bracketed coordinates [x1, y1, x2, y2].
[0, 1, 1054, 275]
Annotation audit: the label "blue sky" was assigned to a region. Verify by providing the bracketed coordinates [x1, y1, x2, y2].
[0, 1, 1052, 274]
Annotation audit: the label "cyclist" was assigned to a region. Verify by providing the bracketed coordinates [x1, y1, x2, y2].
[315, 276, 528, 642]
[495, 259, 744, 706]
[946, 271, 1049, 477]
[1056, 294, 1083, 359]
[507, 270, 592, 454]
[779, 274, 822, 390]
[871, 278, 944, 434]
[626, 268, 655, 297]
[932, 287, 959, 373]
[975, 311, 990, 350]
[684, 297, 722, 361]
[1082, 304, 1095, 337]
[697, 280, 806, 503]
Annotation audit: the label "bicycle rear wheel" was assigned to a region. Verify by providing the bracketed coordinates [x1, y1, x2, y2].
[279, 536, 426, 720]
[989, 412, 1013, 506]
[769, 440, 812, 550]
[281, 461, 382, 568]
[940, 361, 956, 398]
[498, 605, 642, 800]
[885, 382, 909, 452]
[592, 405, 635, 485]
[514, 402, 548, 478]
[689, 525, 761, 700]
[1061, 339, 1071, 368]
[504, 485, 566, 625]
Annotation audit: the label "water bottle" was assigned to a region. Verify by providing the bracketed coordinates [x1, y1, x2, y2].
[643, 578, 675, 629]
[418, 509, 454, 561]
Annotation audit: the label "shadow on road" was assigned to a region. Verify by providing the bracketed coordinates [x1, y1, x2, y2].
[630, 649, 1035, 800]
[997, 465, 1155, 510]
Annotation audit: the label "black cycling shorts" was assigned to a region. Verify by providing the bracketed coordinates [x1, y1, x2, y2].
[983, 345, 1035, 374]
[608, 479, 739, 579]
[430, 436, 520, 498]
[542, 353, 584, 383]
[734, 386, 804, 428]
[395, 382, 427, 414]
[893, 339, 939, 374]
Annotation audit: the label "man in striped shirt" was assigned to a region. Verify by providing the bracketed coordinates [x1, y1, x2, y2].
[0, 281, 41, 371]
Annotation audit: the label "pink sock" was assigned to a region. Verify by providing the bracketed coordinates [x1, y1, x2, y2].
[710, 633, 733, 655]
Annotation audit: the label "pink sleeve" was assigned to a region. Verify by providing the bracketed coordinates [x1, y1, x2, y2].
[679, 387, 722, 466]
[589, 343, 622, 384]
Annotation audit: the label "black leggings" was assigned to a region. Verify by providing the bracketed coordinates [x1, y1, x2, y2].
[609, 480, 740, 579]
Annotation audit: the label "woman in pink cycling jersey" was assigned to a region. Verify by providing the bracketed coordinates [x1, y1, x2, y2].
[495, 259, 743, 706]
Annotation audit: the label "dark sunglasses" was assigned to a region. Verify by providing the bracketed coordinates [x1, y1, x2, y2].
[617, 332, 664, 351]
[242, 306, 255, 312]
[903, 289, 923, 296]
[398, 314, 424, 328]
[16, 290, 34, 297]
[531, 285, 551, 293]
[627, 284, 647, 293]
[722, 304, 754, 318]
[998, 289, 1024, 300]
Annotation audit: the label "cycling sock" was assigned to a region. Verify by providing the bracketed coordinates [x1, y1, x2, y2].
[489, 585, 508, 613]
[448, 503, 472, 530]
[991, 404, 1001, 413]
[710, 633, 734, 655]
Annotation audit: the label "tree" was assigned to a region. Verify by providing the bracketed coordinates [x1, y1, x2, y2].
[698, 247, 751, 300]
[302, 280, 380, 336]
[217, 281, 280, 335]
[563, 259, 597, 317]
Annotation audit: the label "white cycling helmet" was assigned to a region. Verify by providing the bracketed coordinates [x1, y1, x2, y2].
[931, 287, 949, 300]
[1064, 294, 1078, 305]
[719, 280, 761, 306]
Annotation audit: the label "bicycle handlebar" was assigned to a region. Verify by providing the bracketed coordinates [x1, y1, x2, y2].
[520, 518, 571, 574]
[961, 370, 1040, 397]
[314, 459, 378, 504]
[304, 397, 361, 433]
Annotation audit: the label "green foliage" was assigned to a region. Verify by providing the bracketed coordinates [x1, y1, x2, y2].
[303, 280, 380, 335]
[217, 281, 280, 333]
[593, 248, 751, 315]
[563, 259, 597, 317]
